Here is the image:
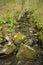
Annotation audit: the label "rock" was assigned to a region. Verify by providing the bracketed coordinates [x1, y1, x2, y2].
[0, 44, 16, 55]
[17, 61, 22, 65]
[5, 44, 16, 54]
[16, 44, 36, 60]
[13, 32, 26, 45]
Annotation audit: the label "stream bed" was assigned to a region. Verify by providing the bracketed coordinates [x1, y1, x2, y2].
[0, 11, 43, 65]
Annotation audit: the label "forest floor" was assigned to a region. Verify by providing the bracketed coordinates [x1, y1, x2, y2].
[0, 1, 43, 65]
[0, 3, 21, 18]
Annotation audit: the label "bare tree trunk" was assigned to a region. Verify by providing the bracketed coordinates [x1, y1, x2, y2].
[18, 0, 26, 20]
[26, 0, 29, 10]
[21, 0, 25, 10]
[18, 0, 29, 20]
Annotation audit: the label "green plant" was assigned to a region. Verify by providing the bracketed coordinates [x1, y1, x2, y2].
[0, 15, 17, 33]
[0, 32, 3, 42]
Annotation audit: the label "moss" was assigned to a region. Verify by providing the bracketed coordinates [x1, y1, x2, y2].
[0, 26, 2, 31]
[5, 44, 16, 54]
[16, 44, 36, 60]
[13, 32, 26, 45]
[0, 44, 16, 54]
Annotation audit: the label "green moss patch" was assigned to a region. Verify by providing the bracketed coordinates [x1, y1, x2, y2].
[16, 44, 36, 60]
[13, 32, 26, 45]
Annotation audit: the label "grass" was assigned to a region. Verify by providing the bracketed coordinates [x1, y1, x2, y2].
[0, 13, 19, 42]
[29, 7, 43, 45]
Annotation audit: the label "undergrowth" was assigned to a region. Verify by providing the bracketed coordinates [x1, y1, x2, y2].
[0, 12, 19, 42]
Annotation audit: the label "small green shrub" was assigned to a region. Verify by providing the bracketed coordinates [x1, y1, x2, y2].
[0, 25, 2, 31]
[0, 14, 17, 33]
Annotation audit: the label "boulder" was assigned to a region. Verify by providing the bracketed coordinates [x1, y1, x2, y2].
[0, 44, 16, 55]
[16, 44, 36, 60]
[13, 32, 26, 45]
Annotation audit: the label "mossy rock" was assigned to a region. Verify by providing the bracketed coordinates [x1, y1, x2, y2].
[16, 44, 36, 60]
[13, 32, 26, 45]
[0, 44, 16, 55]
[5, 44, 16, 54]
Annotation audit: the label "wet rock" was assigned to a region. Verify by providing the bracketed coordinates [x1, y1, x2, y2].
[16, 44, 36, 60]
[0, 44, 16, 55]
[5, 44, 16, 55]
[13, 32, 26, 45]
[17, 61, 22, 65]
